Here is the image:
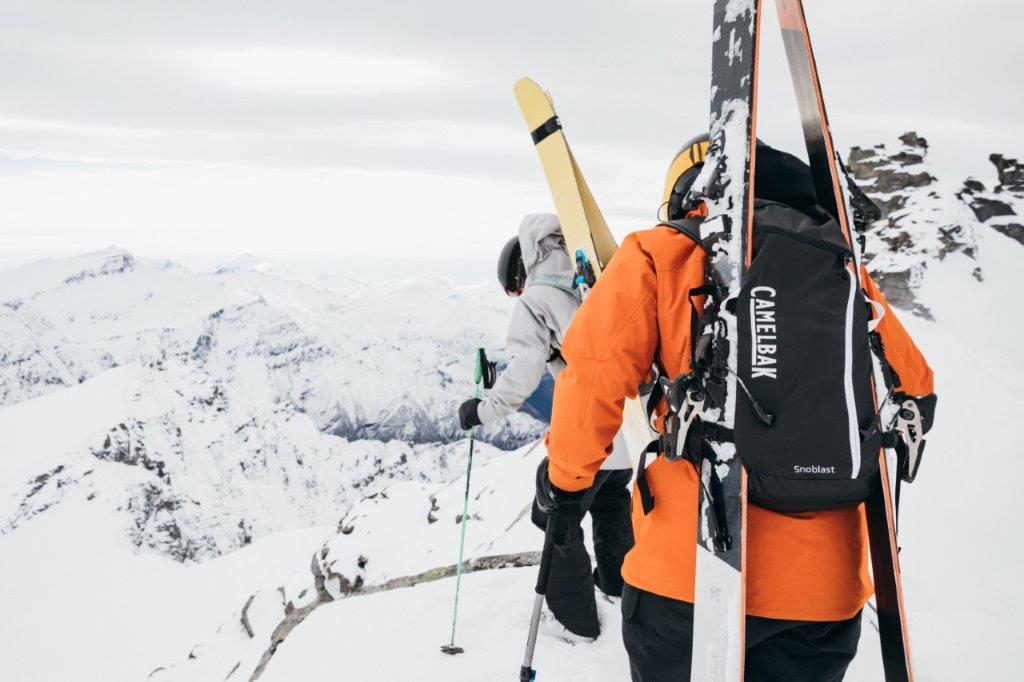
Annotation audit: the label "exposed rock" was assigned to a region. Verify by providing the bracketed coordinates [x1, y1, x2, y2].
[991, 154, 1024, 193]
[92, 421, 173, 483]
[962, 191, 1015, 223]
[1, 464, 90, 535]
[122, 482, 218, 563]
[848, 132, 935, 205]
[246, 551, 540, 680]
[958, 155, 1024, 247]
[991, 223, 1024, 245]
[847, 131, 978, 317]
[63, 251, 135, 285]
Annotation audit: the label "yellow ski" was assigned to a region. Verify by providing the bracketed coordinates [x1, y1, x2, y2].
[513, 76, 653, 465]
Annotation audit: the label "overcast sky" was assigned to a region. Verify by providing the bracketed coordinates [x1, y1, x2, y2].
[0, 0, 1020, 278]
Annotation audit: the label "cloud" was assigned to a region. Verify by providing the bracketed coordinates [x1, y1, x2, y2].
[174, 47, 451, 97]
[0, 0, 1020, 269]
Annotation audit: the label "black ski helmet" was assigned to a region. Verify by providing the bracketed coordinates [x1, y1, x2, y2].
[497, 235, 526, 295]
[663, 135, 822, 220]
[663, 134, 710, 221]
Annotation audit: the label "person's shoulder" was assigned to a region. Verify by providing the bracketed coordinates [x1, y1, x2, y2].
[519, 281, 574, 310]
[620, 225, 703, 271]
[631, 223, 701, 247]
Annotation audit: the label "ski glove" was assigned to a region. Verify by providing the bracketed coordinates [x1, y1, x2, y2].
[534, 458, 587, 556]
[458, 398, 482, 431]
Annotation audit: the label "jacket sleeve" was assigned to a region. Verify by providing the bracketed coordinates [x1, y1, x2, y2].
[476, 297, 552, 426]
[546, 234, 661, 492]
[861, 267, 934, 398]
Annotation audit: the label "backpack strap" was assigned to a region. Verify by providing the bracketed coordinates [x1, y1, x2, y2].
[528, 274, 579, 297]
[658, 218, 704, 245]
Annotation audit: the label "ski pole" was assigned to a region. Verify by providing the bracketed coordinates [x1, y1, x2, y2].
[520, 519, 555, 681]
[441, 348, 487, 656]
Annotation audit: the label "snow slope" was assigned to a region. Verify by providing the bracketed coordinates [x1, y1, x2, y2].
[1, 140, 1023, 681]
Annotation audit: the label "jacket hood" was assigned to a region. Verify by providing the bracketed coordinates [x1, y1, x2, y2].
[518, 213, 571, 284]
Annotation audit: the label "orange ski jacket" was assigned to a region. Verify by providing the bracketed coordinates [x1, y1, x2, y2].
[545, 225, 934, 621]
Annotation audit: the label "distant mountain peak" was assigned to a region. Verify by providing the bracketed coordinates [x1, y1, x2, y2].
[63, 248, 136, 285]
[216, 253, 271, 273]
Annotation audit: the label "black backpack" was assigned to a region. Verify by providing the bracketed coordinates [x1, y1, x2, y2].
[640, 145, 889, 514]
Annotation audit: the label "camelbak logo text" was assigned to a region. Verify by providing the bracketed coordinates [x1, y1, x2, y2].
[794, 465, 838, 475]
[750, 286, 778, 379]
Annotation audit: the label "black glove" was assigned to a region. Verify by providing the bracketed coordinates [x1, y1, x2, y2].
[534, 458, 587, 555]
[458, 398, 482, 431]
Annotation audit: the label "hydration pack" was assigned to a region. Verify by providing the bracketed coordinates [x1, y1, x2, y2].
[639, 148, 893, 514]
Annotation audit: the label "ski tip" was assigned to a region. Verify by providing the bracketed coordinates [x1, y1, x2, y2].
[440, 644, 465, 656]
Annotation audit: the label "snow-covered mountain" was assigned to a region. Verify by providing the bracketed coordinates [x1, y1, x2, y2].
[1, 135, 1022, 681]
[0, 250, 546, 565]
[0, 247, 541, 448]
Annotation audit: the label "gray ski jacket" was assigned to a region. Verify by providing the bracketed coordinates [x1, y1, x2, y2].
[477, 213, 630, 470]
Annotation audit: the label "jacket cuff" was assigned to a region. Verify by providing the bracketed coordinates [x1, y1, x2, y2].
[475, 399, 504, 427]
[546, 443, 595, 492]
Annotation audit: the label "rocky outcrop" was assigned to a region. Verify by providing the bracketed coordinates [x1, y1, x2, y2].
[991, 154, 1024, 193]
[959, 154, 1024, 247]
[847, 131, 980, 316]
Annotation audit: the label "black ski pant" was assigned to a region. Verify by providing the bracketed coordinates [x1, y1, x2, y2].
[531, 468, 634, 638]
[621, 583, 861, 682]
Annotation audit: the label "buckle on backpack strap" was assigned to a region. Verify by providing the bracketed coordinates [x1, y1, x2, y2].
[656, 373, 707, 463]
[893, 399, 926, 483]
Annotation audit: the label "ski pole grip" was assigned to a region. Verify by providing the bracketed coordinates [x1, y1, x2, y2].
[535, 520, 556, 595]
[474, 347, 484, 385]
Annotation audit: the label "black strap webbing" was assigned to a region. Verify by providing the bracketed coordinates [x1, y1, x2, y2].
[635, 421, 735, 516]
[531, 116, 562, 145]
[636, 441, 660, 515]
[893, 439, 909, 536]
[687, 285, 714, 369]
[658, 218, 703, 245]
[869, 331, 901, 392]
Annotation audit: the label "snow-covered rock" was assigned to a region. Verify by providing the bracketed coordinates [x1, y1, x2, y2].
[959, 153, 1024, 247]
[847, 132, 980, 317]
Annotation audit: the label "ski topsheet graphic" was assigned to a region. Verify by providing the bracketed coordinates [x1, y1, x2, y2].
[774, 1, 914, 679]
[686, 1, 760, 679]
[512, 77, 654, 464]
